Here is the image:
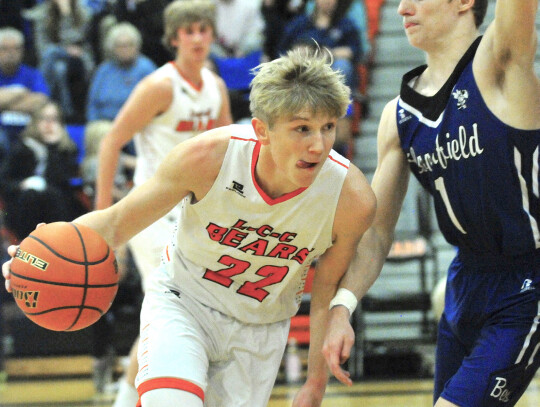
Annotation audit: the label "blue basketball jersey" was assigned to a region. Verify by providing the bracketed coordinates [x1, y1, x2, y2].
[397, 37, 540, 256]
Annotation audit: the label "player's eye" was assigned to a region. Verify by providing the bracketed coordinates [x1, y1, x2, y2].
[323, 123, 335, 132]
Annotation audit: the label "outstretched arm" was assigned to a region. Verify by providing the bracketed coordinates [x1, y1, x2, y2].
[475, 0, 540, 129]
[322, 98, 411, 385]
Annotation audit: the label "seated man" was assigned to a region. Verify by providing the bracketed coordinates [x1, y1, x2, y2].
[0, 27, 49, 155]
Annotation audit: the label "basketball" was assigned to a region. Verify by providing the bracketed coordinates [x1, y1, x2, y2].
[10, 222, 118, 331]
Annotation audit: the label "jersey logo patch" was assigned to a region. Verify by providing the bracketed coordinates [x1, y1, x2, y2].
[398, 108, 412, 124]
[452, 89, 469, 110]
[226, 181, 246, 198]
[520, 279, 535, 293]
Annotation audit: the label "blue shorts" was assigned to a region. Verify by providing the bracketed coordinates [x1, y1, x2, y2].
[434, 248, 540, 406]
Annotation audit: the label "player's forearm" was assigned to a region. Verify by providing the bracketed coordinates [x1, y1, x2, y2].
[73, 209, 121, 249]
[95, 137, 123, 210]
[339, 226, 393, 300]
[305, 278, 339, 387]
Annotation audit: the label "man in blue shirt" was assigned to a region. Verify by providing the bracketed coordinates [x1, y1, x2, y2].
[0, 27, 49, 151]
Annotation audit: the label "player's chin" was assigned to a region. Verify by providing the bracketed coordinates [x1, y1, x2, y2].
[294, 171, 319, 188]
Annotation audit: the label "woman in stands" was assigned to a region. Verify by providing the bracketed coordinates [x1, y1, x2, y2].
[0, 101, 87, 241]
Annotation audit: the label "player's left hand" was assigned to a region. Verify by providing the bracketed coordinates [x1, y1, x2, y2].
[292, 380, 325, 407]
[322, 306, 355, 386]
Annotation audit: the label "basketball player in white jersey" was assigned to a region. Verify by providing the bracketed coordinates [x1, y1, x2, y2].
[93, 1, 232, 405]
[3, 46, 376, 406]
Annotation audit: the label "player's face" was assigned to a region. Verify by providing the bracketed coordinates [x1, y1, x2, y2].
[255, 109, 337, 195]
[173, 22, 214, 62]
[398, 0, 458, 50]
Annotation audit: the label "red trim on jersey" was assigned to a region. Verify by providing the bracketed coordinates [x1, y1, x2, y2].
[136, 377, 205, 407]
[231, 135, 257, 142]
[169, 61, 204, 92]
[328, 152, 350, 169]
[251, 141, 307, 205]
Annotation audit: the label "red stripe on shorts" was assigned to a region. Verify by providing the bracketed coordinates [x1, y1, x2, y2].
[136, 377, 205, 406]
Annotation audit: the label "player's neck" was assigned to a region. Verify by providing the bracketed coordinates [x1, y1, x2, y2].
[255, 147, 298, 199]
[422, 32, 479, 92]
[173, 58, 205, 87]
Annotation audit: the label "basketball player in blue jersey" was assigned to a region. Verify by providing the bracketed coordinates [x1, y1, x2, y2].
[323, 0, 540, 406]
[3, 46, 376, 407]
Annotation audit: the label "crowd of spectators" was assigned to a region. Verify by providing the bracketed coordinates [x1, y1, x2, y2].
[1, 0, 372, 162]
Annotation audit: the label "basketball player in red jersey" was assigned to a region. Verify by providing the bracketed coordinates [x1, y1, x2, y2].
[4, 46, 375, 407]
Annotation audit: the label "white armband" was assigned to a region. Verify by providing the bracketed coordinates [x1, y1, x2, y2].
[328, 288, 358, 317]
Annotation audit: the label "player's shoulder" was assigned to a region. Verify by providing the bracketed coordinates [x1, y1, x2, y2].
[342, 163, 376, 214]
[183, 125, 238, 162]
[164, 126, 233, 182]
[335, 162, 376, 238]
[379, 97, 400, 135]
[139, 64, 175, 91]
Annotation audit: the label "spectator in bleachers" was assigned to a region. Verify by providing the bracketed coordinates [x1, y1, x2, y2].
[86, 22, 156, 154]
[113, 0, 172, 67]
[0, 27, 50, 157]
[278, 0, 363, 157]
[261, 0, 307, 62]
[211, 0, 265, 59]
[0, 1, 39, 65]
[209, 0, 265, 122]
[0, 101, 87, 242]
[306, 0, 371, 61]
[279, 0, 362, 93]
[26, 0, 94, 124]
[87, 22, 156, 122]
[83, 0, 116, 65]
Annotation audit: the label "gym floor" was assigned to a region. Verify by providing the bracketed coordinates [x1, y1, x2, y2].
[1, 355, 540, 406]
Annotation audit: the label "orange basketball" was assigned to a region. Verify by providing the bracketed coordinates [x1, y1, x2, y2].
[10, 222, 118, 331]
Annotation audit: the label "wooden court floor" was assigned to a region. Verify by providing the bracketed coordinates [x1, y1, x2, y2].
[1, 356, 540, 407]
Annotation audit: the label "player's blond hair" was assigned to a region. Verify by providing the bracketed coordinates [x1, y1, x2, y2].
[250, 46, 351, 128]
[162, 0, 215, 53]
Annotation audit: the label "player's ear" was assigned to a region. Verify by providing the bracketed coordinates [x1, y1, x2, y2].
[457, 0, 475, 13]
[252, 117, 270, 145]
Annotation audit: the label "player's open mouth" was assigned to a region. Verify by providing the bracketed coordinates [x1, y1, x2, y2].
[297, 161, 317, 169]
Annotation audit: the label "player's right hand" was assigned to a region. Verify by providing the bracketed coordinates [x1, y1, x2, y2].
[2, 223, 45, 293]
[322, 306, 355, 386]
[2, 245, 18, 293]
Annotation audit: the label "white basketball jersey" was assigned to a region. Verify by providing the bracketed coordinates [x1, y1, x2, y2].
[160, 124, 350, 324]
[133, 63, 222, 187]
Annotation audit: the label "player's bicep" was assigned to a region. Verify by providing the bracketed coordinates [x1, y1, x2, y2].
[319, 168, 377, 286]
[109, 76, 173, 145]
[491, 0, 538, 62]
[371, 99, 410, 236]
